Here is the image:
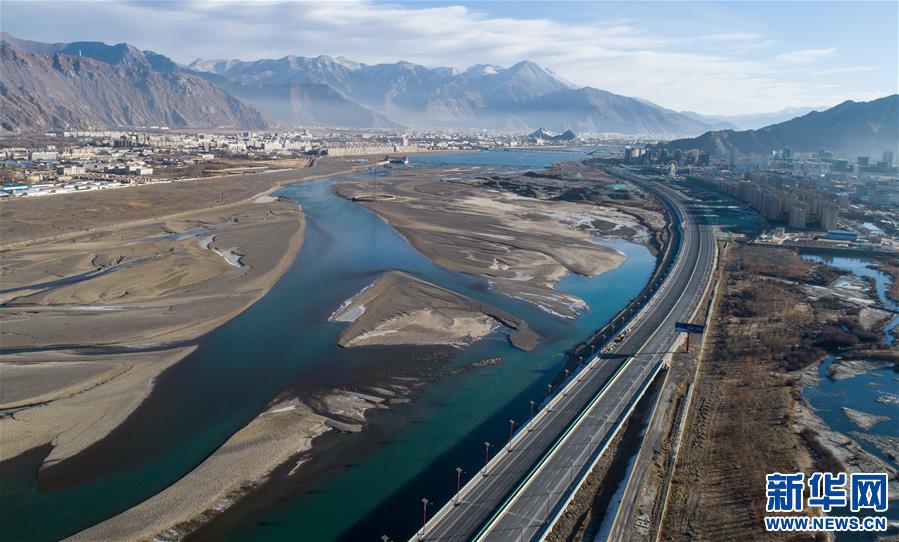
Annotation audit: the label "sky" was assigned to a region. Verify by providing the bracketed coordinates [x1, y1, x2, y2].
[1, 0, 896, 115]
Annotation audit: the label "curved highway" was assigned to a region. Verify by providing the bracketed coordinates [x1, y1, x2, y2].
[412, 174, 717, 542]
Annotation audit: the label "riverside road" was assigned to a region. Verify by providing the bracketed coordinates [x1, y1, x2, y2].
[412, 176, 717, 542]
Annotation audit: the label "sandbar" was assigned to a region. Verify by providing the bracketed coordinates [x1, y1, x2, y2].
[330, 270, 539, 351]
[334, 171, 656, 318]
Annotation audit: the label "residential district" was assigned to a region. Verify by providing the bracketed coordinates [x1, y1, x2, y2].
[623, 143, 898, 256]
[0, 128, 584, 198]
[2, 128, 897, 258]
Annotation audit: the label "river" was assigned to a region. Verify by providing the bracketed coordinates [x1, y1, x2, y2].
[0, 149, 655, 542]
[801, 255, 899, 540]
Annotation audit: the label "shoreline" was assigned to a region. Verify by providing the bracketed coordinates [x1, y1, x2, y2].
[6, 154, 665, 541]
[63, 385, 413, 542]
[0, 159, 356, 251]
[0, 158, 375, 469]
[67, 347, 510, 541]
[331, 169, 658, 318]
[792, 373, 899, 498]
[175, 161, 668, 541]
[0, 199, 306, 468]
[789, 254, 899, 499]
[331, 270, 540, 351]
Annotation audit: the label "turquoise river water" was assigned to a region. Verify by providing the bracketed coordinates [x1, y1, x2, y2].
[0, 150, 655, 541]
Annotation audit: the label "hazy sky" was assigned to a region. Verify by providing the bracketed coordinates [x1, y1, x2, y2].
[2, 1, 896, 115]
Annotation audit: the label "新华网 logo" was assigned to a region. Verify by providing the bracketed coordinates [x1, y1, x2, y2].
[763, 471, 890, 532]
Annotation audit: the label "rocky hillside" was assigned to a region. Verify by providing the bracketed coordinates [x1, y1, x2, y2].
[520, 87, 710, 136]
[665, 95, 898, 157]
[190, 55, 712, 135]
[2, 33, 719, 134]
[0, 41, 275, 132]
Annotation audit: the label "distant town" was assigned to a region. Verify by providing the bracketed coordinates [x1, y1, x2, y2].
[4, 128, 895, 261]
[2, 1, 898, 539]
[622, 142, 898, 256]
[0, 128, 596, 198]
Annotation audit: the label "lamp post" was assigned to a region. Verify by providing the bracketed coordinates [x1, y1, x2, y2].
[455, 467, 464, 505]
[419, 498, 431, 540]
[483, 441, 492, 476]
[529, 400, 536, 429]
[508, 419, 516, 451]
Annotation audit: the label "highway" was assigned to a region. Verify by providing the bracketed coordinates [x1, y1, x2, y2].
[412, 175, 717, 542]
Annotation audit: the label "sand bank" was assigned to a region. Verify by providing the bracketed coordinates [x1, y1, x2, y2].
[0, 197, 303, 466]
[0, 159, 369, 467]
[842, 407, 889, 430]
[65, 385, 411, 542]
[330, 271, 539, 351]
[334, 171, 655, 318]
[0, 347, 195, 466]
[793, 396, 899, 495]
[68, 345, 506, 541]
[793, 363, 899, 494]
[826, 358, 895, 381]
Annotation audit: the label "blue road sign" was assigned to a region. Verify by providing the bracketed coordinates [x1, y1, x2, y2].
[675, 322, 705, 334]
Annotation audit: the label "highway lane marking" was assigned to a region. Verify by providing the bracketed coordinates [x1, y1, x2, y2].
[536, 197, 713, 540]
[495, 193, 699, 534]
[474, 190, 704, 540]
[605, 221, 718, 541]
[470, 350, 641, 540]
[418, 181, 702, 542]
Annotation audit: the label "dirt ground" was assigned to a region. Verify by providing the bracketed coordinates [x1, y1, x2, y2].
[0, 158, 363, 468]
[334, 166, 661, 318]
[660, 245, 892, 541]
[0, 158, 355, 248]
[331, 270, 539, 350]
[876, 260, 899, 303]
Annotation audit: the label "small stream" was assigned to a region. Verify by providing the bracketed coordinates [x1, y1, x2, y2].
[801, 255, 899, 540]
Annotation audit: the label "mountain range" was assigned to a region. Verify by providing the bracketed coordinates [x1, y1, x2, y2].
[187, 55, 715, 134]
[0, 34, 275, 131]
[664, 95, 898, 158]
[679, 106, 827, 131]
[2, 33, 717, 135]
[0, 33, 881, 145]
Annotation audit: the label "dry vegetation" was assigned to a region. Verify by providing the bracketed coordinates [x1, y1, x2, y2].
[660, 245, 880, 541]
[877, 259, 899, 303]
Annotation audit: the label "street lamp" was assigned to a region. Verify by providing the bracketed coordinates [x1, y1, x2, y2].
[483, 441, 492, 476]
[419, 498, 432, 540]
[454, 467, 464, 505]
[508, 419, 516, 451]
